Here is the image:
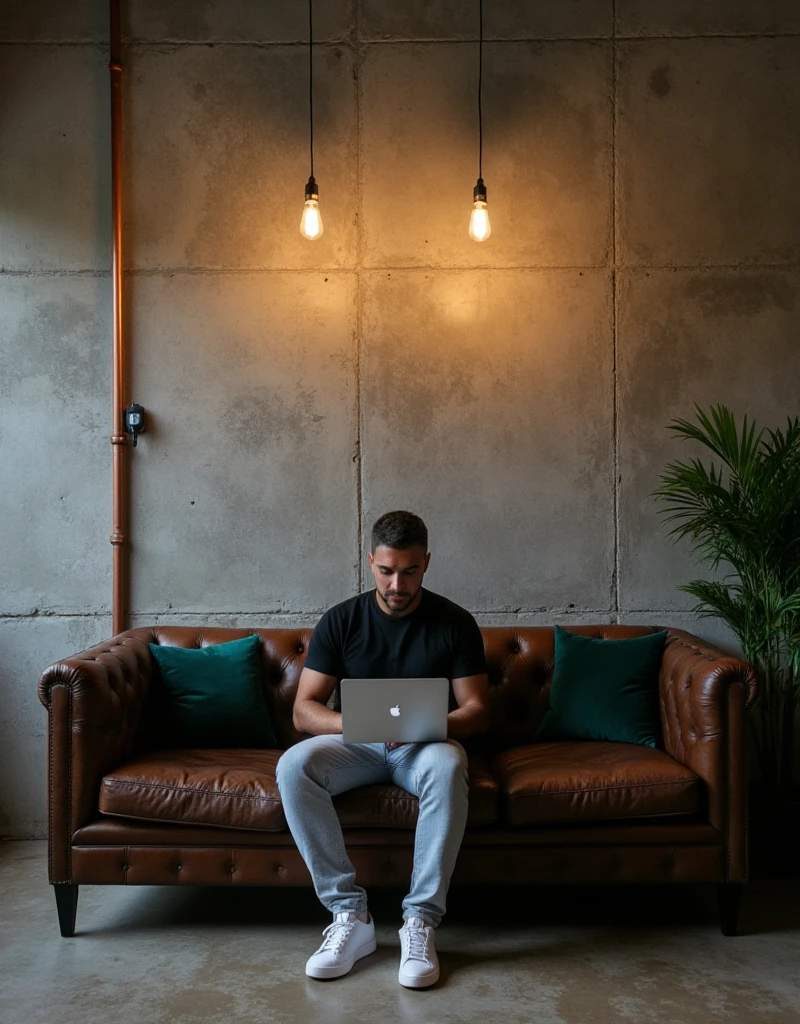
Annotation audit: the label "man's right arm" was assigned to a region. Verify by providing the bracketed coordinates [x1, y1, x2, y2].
[292, 667, 343, 735]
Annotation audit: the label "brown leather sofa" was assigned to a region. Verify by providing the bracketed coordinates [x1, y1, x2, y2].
[39, 624, 757, 939]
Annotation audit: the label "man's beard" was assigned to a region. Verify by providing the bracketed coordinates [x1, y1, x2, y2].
[380, 588, 414, 612]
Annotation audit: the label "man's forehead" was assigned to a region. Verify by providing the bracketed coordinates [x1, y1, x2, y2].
[372, 544, 426, 567]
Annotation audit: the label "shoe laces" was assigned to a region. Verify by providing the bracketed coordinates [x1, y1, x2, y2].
[318, 914, 356, 956]
[403, 919, 430, 962]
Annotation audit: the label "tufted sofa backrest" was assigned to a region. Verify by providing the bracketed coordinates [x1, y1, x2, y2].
[140, 624, 666, 752]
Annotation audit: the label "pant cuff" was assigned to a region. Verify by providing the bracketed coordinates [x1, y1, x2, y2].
[402, 908, 438, 928]
[328, 899, 368, 916]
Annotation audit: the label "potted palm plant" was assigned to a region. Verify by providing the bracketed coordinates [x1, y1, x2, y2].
[652, 405, 800, 817]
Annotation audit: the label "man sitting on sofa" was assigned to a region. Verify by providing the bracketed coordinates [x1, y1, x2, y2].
[276, 510, 489, 988]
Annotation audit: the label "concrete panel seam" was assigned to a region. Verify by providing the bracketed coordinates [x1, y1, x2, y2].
[0, 608, 708, 620]
[361, 37, 613, 44]
[124, 264, 611, 274]
[362, 34, 800, 44]
[616, 32, 800, 42]
[7, 264, 800, 277]
[124, 39, 356, 49]
[7, 34, 800, 46]
[0, 612, 111, 620]
[0, 41, 107, 49]
[355, 1, 364, 593]
[611, 0, 620, 623]
[3, 33, 799, 51]
[614, 263, 800, 272]
[0, 270, 111, 277]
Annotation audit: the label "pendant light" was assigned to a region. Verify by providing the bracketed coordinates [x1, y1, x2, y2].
[300, 0, 323, 240]
[468, 0, 491, 242]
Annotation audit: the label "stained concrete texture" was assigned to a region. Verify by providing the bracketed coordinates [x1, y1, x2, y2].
[621, 612, 738, 654]
[128, 613, 323, 632]
[361, 41, 612, 269]
[0, 619, 111, 838]
[616, 0, 800, 36]
[617, 269, 800, 611]
[2, 842, 800, 1024]
[360, 0, 613, 41]
[0, 0, 355, 43]
[126, 44, 357, 271]
[0, 0, 108, 42]
[617, 38, 800, 267]
[128, 272, 358, 615]
[0, 45, 110, 271]
[0, 276, 111, 614]
[361, 269, 614, 611]
[126, 0, 354, 44]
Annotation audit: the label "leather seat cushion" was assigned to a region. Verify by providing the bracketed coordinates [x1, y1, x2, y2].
[100, 749, 286, 831]
[493, 742, 700, 825]
[100, 749, 499, 832]
[334, 753, 499, 829]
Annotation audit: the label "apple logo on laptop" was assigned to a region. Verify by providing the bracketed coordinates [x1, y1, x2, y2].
[390, 705, 401, 717]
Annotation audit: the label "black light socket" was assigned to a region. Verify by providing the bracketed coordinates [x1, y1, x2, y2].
[124, 403, 146, 448]
[304, 175, 319, 201]
[473, 177, 487, 203]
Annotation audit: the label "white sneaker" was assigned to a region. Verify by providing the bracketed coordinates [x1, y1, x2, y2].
[305, 912, 377, 980]
[398, 917, 440, 988]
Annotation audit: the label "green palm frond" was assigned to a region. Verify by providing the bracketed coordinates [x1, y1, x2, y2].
[652, 404, 800, 796]
[667, 404, 765, 487]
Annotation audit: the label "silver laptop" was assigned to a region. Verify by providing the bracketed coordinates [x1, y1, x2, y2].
[340, 678, 449, 744]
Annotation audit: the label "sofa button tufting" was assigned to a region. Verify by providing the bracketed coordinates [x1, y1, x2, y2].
[296, 644, 304, 654]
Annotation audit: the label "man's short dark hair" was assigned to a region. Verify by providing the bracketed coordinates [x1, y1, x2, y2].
[371, 511, 428, 553]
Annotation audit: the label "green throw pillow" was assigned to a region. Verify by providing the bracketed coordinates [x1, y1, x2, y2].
[535, 626, 668, 748]
[149, 634, 277, 748]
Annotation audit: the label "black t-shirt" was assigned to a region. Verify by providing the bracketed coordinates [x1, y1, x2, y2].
[304, 588, 487, 711]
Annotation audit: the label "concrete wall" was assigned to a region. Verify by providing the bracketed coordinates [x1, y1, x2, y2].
[1, 1, 799, 837]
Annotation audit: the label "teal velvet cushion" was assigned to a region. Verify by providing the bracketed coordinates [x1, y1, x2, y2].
[149, 634, 277, 748]
[535, 627, 668, 748]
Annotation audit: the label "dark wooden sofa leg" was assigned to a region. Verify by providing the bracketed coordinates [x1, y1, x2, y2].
[718, 883, 743, 936]
[54, 884, 79, 937]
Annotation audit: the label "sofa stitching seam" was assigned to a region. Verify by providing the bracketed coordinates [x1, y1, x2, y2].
[103, 778, 282, 802]
[509, 778, 697, 797]
[67, 686, 72, 881]
[48, 701, 53, 882]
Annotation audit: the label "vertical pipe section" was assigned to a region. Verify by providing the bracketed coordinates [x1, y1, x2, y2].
[109, 0, 127, 635]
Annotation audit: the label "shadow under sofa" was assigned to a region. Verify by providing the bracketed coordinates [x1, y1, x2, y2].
[38, 624, 758, 938]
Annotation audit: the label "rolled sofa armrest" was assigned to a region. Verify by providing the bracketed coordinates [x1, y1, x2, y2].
[658, 628, 759, 882]
[38, 629, 156, 883]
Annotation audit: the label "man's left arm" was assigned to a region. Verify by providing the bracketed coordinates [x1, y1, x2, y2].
[448, 674, 490, 739]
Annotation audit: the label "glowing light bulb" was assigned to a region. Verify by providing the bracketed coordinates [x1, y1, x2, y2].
[469, 177, 491, 242]
[469, 200, 491, 242]
[300, 176, 323, 240]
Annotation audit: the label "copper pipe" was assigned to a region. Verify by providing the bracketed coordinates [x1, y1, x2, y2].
[109, 0, 127, 635]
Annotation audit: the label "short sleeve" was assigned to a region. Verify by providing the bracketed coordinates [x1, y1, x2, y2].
[304, 609, 344, 678]
[451, 613, 487, 679]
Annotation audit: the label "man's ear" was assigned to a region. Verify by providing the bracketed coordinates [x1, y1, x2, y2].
[367, 551, 374, 568]
[424, 552, 431, 572]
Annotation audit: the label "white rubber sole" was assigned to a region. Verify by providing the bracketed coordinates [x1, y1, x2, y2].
[398, 964, 440, 989]
[305, 935, 378, 980]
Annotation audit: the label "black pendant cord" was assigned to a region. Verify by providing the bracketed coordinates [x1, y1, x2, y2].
[478, 0, 483, 182]
[308, 0, 314, 180]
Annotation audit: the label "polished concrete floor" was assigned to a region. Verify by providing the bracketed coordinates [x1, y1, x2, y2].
[1, 841, 799, 1024]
